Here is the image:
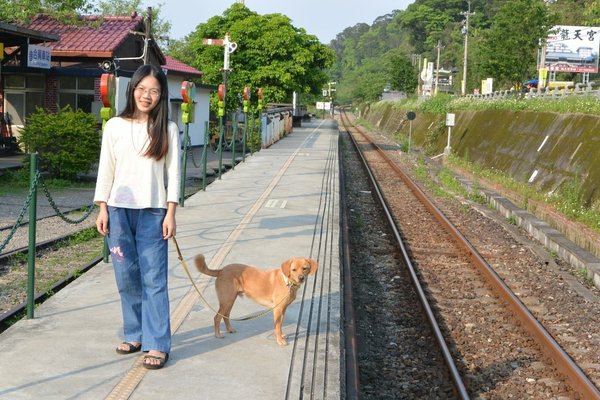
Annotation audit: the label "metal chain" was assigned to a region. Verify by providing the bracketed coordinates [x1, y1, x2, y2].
[186, 136, 204, 168]
[39, 176, 96, 224]
[210, 132, 222, 154]
[0, 171, 41, 253]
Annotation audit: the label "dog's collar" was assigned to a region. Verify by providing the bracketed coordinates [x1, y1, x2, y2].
[281, 271, 300, 288]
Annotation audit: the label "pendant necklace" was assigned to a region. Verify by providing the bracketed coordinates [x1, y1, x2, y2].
[130, 119, 149, 154]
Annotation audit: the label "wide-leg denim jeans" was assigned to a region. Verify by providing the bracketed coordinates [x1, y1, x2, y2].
[107, 206, 171, 353]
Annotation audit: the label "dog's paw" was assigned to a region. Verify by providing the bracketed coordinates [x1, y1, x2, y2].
[215, 333, 225, 339]
[227, 327, 237, 334]
[276, 337, 288, 346]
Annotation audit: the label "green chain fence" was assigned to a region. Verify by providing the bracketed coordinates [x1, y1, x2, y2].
[2, 113, 264, 321]
[0, 153, 96, 319]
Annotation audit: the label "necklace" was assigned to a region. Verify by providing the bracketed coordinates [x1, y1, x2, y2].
[130, 119, 149, 154]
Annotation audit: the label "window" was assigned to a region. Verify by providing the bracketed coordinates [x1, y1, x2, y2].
[59, 76, 95, 113]
[5, 75, 25, 89]
[3, 74, 45, 126]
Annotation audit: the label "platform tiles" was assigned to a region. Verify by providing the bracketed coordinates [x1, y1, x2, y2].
[0, 119, 343, 400]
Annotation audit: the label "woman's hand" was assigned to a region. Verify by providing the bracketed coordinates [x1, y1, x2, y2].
[96, 202, 109, 236]
[163, 202, 177, 239]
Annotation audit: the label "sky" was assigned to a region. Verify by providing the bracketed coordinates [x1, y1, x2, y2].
[145, 0, 414, 44]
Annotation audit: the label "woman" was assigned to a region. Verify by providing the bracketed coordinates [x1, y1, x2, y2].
[94, 64, 180, 370]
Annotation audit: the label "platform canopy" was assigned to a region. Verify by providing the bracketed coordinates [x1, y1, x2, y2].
[0, 21, 59, 47]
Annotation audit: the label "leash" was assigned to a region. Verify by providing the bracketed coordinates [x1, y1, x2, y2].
[171, 236, 294, 321]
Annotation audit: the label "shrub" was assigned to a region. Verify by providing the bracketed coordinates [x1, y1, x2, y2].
[18, 106, 100, 180]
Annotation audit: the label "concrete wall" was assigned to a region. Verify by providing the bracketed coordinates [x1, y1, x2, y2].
[360, 103, 600, 206]
[359, 102, 600, 260]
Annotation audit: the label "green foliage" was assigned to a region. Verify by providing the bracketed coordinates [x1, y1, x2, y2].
[387, 51, 418, 94]
[169, 3, 334, 113]
[328, 0, 595, 105]
[0, 167, 29, 189]
[552, 175, 586, 218]
[96, 0, 171, 48]
[417, 93, 453, 114]
[437, 168, 468, 196]
[0, 0, 94, 24]
[338, 58, 390, 103]
[68, 227, 100, 245]
[478, 0, 557, 88]
[396, 2, 457, 52]
[9, 252, 28, 266]
[18, 106, 100, 180]
[446, 154, 600, 233]
[0, 0, 171, 48]
[583, 0, 600, 24]
[390, 93, 600, 116]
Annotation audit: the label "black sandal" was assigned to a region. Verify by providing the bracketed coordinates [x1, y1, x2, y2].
[115, 342, 142, 354]
[143, 353, 169, 370]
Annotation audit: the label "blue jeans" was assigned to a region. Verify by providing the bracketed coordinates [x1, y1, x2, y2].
[107, 207, 171, 353]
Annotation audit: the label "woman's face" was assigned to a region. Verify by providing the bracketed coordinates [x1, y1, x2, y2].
[133, 75, 162, 117]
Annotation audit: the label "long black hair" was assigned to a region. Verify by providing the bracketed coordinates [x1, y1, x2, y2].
[120, 64, 170, 161]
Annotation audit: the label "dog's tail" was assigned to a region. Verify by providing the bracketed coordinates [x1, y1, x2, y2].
[194, 254, 220, 277]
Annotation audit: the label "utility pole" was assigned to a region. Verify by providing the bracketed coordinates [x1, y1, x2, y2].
[328, 81, 337, 115]
[434, 40, 444, 95]
[411, 53, 422, 95]
[460, 1, 474, 96]
[143, 7, 152, 64]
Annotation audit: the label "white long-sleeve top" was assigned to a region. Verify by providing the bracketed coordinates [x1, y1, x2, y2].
[94, 117, 181, 209]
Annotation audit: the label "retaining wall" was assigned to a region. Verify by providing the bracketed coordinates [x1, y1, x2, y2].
[359, 102, 600, 261]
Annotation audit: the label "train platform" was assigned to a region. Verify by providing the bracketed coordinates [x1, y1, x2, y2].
[0, 119, 342, 400]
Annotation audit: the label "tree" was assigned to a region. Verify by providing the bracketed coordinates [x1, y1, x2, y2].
[395, 0, 465, 53]
[582, 0, 600, 25]
[336, 57, 389, 104]
[0, 0, 94, 24]
[0, 0, 171, 48]
[96, 0, 171, 48]
[478, 0, 557, 88]
[387, 52, 418, 94]
[169, 3, 334, 110]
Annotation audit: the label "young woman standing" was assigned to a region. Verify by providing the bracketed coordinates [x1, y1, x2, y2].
[94, 64, 180, 370]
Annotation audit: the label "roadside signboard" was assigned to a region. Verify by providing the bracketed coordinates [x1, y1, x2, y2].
[541, 25, 600, 73]
[316, 102, 331, 110]
[27, 44, 51, 69]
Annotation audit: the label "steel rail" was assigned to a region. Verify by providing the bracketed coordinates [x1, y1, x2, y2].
[0, 254, 103, 331]
[339, 110, 470, 399]
[338, 132, 360, 400]
[344, 111, 600, 399]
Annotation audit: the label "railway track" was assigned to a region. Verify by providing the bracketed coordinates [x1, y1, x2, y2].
[338, 109, 600, 399]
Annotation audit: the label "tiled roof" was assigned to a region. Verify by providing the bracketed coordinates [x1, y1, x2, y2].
[0, 21, 59, 46]
[27, 14, 143, 58]
[163, 55, 202, 77]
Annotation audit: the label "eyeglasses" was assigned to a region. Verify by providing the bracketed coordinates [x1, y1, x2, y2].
[134, 86, 161, 97]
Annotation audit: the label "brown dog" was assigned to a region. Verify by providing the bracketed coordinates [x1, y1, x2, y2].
[194, 254, 318, 346]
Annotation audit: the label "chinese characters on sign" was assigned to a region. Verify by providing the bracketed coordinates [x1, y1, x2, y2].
[316, 102, 331, 110]
[27, 45, 51, 69]
[541, 25, 600, 73]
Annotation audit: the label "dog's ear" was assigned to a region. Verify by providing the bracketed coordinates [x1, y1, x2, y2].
[306, 259, 318, 275]
[280, 259, 293, 276]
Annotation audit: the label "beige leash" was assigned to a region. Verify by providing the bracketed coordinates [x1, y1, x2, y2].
[171, 236, 294, 321]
